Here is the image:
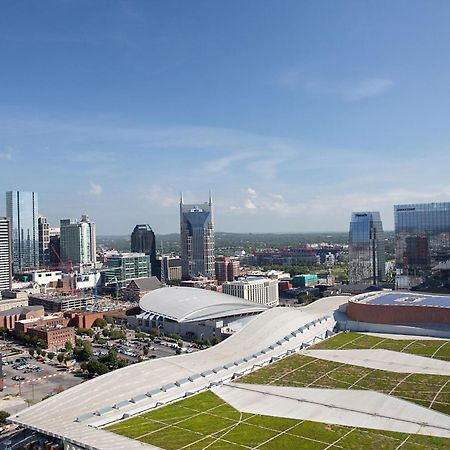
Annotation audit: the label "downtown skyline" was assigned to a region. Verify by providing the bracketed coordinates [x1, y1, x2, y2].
[1, 1, 450, 234]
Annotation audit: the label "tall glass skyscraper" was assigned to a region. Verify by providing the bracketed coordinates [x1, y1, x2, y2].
[0, 217, 12, 290]
[131, 224, 156, 275]
[348, 211, 385, 284]
[180, 193, 215, 280]
[394, 202, 450, 271]
[6, 191, 39, 272]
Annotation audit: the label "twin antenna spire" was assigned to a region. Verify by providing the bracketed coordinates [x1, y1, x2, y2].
[179, 191, 213, 205]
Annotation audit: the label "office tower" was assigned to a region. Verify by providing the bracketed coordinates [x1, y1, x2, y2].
[60, 215, 96, 265]
[6, 191, 39, 272]
[101, 252, 150, 293]
[38, 215, 50, 267]
[48, 228, 61, 266]
[222, 277, 279, 307]
[0, 217, 12, 290]
[180, 193, 215, 280]
[348, 211, 385, 284]
[395, 202, 450, 271]
[215, 256, 240, 283]
[131, 224, 156, 274]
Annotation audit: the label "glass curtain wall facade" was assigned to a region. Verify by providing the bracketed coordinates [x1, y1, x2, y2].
[348, 211, 385, 284]
[131, 224, 156, 274]
[6, 191, 39, 272]
[394, 202, 450, 272]
[180, 194, 215, 280]
[0, 217, 12, 290]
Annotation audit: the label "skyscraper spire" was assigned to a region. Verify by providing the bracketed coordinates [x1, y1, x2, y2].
[209, 190, 213, 206]
[180, 191, 184, 205]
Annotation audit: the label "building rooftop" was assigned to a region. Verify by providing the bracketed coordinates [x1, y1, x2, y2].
[17, 314, 61, 324]
[353, 292, 450, 308]
[0, 305, 43, 317]
[139, 286, 267, 323]
[127, 277, 161, 292]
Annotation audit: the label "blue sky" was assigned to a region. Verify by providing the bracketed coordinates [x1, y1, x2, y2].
[1, 0, 450, 234]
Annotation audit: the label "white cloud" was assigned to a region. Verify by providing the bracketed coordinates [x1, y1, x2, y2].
[0, 148, 13, 160]
[144, 185, 179, 207]
[89, 182, 103, 196]
[244, 198, 257, 210]
[276, 68, 394, 101]
[338, 78, 394, 101]
[247, 187, 257, 197]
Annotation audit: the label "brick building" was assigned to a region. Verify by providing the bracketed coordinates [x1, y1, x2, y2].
[0, 305, 44, 330]
[27, 326, 76, 352]
[64, 311, 104, 329]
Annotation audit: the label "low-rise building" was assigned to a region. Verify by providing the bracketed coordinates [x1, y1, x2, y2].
[0, 291, 29, 312]
[19, 270, 62, 287]
[64, 311, 104, 329]
[15, 314, 66, 334]
[28, 294, 95, 313]
[0, 305, 44, 329]
[292, 274, 318, 288]
[27, 325, 76, 352]
[122, 276, 161, 302]
[222, 276, 279, 307]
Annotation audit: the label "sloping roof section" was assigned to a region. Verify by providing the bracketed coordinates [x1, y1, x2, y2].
[126, 276, 161, 292]
[139, 286, 267, 323]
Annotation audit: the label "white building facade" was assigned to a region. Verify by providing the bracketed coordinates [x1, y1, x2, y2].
[222, 276, 279, 307]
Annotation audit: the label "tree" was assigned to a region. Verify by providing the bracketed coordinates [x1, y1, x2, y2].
[65, 341, 73, 352]
[28, 348, 35, 357]
[211, 336, 221, 346]
[35, 347, 42, 356]
[40, 350, 46, 358]
[47, 352, 55, 360]
[86, 360, 109, 377]
[143, 346, 149, 356]
[0, 410, 10, 424]
[57, 353, 65, 363]
[93, 318, 107, 328]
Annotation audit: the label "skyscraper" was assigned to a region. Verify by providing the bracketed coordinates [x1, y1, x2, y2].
[180, 193, 215, 280]
[60, 215, 96, 266]
[348, 211, 385, 284]
[131, 224, 156, 274]
[6, 191, 39, 272]
[38, 215, 50, 267]
[0, 217, 12, 290]
[394, 202, 450, 272]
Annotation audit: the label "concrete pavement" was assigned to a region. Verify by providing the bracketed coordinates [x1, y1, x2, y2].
[213, 382, 450, 438]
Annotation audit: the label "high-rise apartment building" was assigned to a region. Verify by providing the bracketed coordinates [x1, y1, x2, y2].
[0, 217, 12, 291]
[6, 191, 39, 272]
[38, 215, 50, 267]
[348, 211, 385, 284]
[215, 256, 240, 283]
[60, 216, 96, 266]
[180, 193, 215, 280]
[222, 276, 279, 307]
[131, 224, 156, 274]
[395, 202, 450, 272]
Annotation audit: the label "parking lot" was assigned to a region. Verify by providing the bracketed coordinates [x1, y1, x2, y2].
[1, 356, 84, 405]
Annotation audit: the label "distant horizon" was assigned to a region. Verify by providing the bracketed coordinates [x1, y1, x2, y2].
[2, 2, 450, 233]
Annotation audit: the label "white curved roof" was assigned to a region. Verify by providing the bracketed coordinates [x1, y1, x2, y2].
[139, 286, 267, 322]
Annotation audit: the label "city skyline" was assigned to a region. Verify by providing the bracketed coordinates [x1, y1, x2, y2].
[2, 2, 450, 233]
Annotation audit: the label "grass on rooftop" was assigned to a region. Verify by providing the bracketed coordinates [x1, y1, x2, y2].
[239, 353, 450, 415]
[105, 390, 450, 449]
[311, 332, 450, 361]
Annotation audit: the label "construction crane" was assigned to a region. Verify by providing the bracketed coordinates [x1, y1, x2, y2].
[49, 243, 76, 295]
